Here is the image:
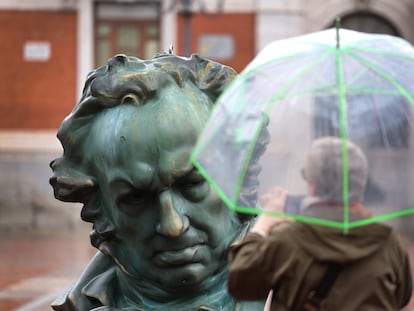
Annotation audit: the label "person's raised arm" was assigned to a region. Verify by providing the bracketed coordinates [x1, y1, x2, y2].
[251, 186, 291, 236]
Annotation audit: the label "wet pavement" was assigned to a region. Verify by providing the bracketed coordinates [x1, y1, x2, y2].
[1, 228, 414, 311]
[0, 228, 96, 311]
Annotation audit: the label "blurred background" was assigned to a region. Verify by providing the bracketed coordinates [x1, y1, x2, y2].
[0, 0, 413, 310]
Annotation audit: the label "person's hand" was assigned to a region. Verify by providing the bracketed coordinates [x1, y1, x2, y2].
[260, 186, 288, 214]
[252, 186, 290, 236]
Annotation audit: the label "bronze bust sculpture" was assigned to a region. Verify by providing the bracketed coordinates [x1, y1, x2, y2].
[49, 53, 266, 311]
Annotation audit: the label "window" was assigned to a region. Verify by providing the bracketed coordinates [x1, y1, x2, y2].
[328, 11, 400, 37]
[95, 1, 160, 67]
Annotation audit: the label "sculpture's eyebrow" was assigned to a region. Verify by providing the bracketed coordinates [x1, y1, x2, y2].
[108, 164, 154, 192]
[170, 165, 200, 180]
[108, 178, 136, 197]
[109, 177, 132, 188]
[109, 178, 154, 198]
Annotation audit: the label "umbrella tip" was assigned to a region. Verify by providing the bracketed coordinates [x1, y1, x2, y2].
[335, 16, 341, 49]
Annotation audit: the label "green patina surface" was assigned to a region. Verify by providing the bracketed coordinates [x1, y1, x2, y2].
[50, 54, 264, 311]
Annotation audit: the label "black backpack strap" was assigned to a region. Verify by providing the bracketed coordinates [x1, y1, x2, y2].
[302, 264, 342, 311]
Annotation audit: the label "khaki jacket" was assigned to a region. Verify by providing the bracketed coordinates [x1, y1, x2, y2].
[228, 209, 412, 311]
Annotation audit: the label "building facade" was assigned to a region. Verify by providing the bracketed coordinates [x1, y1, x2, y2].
[1, 0, 413, 232]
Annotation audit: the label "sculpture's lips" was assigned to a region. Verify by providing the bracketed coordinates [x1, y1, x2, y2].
[153, 244, 206, 267]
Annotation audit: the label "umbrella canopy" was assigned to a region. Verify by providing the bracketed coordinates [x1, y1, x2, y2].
[190, 28, 414, 232]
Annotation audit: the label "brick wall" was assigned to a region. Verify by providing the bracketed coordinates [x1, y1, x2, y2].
[0, 10, 77, 129]
[177, 13, 255, 73]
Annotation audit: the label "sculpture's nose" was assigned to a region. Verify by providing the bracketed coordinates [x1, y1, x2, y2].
[156, 190, 189, 237]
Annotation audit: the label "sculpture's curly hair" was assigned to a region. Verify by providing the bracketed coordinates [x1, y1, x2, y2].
[49, 53, 269, 250]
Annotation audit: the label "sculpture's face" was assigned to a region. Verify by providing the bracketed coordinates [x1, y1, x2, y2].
[88, 82, 240, 292]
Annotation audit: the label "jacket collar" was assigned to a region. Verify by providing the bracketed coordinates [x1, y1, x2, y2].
[300, 196, 370, 222]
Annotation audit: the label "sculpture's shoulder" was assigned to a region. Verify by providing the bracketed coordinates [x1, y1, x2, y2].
[51, 285, 83, 311]
[50, 251, 265, 311]
[51, 251, 114, 311]
[51, 284, 98, 311]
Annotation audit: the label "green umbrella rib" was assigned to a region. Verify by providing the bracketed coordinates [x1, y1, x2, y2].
[233, 48, 337, 205]
[336, 48, 351, 235]
[345, 50, 414, 106]
[345, 45, 414, 62]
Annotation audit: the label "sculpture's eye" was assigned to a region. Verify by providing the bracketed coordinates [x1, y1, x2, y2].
[121, 93, 140, 105]
[117, 191, 147, 214]
[179, 179, 209, 202]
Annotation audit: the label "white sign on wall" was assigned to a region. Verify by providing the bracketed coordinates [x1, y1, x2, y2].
[23, 41, 51, 62]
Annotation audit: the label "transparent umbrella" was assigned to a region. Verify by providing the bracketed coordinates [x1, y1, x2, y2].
[190, 27, 414, 232]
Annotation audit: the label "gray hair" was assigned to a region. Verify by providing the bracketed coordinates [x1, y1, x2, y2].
[303, 137, 368, 204]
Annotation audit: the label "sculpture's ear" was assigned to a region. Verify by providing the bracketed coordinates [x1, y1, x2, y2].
[49, 157, 96, 203]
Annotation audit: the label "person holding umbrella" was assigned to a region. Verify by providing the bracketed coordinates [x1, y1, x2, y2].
[227, 136, 412, 310]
